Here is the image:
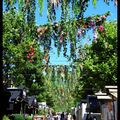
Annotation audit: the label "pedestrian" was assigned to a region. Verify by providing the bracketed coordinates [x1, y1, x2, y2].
[46, 114, 51, 120]
[57, 112, 61, 120]
[54, 112, 58, 120]
[72, 114, 76, 120]
[86, 114, 92, 120]
[67, 113, 72, 120]
[60, 112, 65, 120]
[64, 112, 68, 120]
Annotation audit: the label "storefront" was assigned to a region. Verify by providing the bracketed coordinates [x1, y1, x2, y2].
[95, 86, 117, 120]
[6, 87, 27, 114]
[105, 86, 117, 120]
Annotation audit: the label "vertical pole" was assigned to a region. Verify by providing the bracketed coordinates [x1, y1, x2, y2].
[23, 103, 26, 120]
[20, 102, 22, 114]
[112, 96, 115, 120]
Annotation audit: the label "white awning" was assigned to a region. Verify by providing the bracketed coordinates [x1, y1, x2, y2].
[110, 92, 117, 98]
[97, 95, 112, 100]
[95, 91, 107, 96]
[109, 89, 117, 92]
[108, 89, 117, 98]
[105, 86, 117, 89]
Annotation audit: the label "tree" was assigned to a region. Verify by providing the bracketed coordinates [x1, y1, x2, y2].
[3, 8, 50, 103]
[73, 21, 117, 101]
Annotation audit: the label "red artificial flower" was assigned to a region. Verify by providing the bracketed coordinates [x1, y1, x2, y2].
[79, 20, 83, 23]
[28, 53, 31, 56]
[30, 46, 34, 52]
[29, 60, 33, 63]
[84, 24, 88, 28]
[98, 25, 104, 32]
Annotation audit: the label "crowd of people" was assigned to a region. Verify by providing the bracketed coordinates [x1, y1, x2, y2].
[46, 112, 75, 120]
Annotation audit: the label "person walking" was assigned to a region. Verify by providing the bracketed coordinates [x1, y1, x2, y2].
[60, 112, 65, 120]
[67, 113, 72, 120]
[72, 114, 76, 120]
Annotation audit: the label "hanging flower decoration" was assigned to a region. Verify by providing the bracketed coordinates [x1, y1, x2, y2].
[44, 53, 49, 64]
[25, 0, 30, 7]
[90, 20, 95, 27]
[36, 12, 110, 61]
[26, 45, 35, 63]
[93, 31, 98, 42]
[59, 31, 64, 43]
[98, 25, 104, 32]
[49, 0, 59, 7]
[101, 15, 106, 19]
[37, 26, 48, 37]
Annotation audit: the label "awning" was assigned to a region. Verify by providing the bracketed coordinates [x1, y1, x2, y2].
[95, 91, 107, 96]
[97, 95, 112, 100]
[110, 92, 117, 98]
[105, 86, 118, 99]
[108, 89, 117, 98]
[105, 86, 117, 89]
[8, 90, 22, 102]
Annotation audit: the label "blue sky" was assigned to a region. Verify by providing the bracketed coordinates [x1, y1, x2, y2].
[35, 0, 117, 25]
[3, 0, 117, 65]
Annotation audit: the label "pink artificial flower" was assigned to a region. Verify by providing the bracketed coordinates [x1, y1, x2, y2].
[60, 39, 63, 43]
[101, 15, 106, 19]
[98, 25, 104, 32]
[90, 20, 95, 26]
[59, 34, 63, 43]
[27, 55, 30, 59]
[37, 27, 41, 33]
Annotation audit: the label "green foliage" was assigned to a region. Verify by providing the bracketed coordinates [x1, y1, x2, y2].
[11, 114, 24, 120]
[92, 0, 117, 7]
[38, 0, 44, 16]
[3, 8, 48, 103]
[92, 0, 97, 8]
[2, 115, 10, 120]
[73, 21, 117, 101]
[38, 109, 46, 115]
[25, 115, 33, 120]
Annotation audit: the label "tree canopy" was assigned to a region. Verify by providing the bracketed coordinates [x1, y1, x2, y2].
[73, 21, 117, 101]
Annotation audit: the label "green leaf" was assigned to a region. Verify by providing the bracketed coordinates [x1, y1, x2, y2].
[18, 0, 24, 11]
[92, 0, 97, 8]
[38, 0, 44, 16]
